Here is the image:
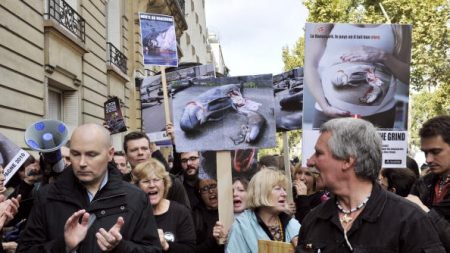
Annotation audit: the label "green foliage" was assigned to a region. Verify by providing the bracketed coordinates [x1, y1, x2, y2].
[258, 129, 303, 160]
[282, 37, 305, 71]
[409, 84, 450, 156]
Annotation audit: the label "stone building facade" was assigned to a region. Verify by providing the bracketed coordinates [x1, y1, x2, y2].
[0, 0, 187, 151]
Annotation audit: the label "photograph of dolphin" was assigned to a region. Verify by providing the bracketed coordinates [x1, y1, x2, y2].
[172, 74, 276, 152]
[140, 64, 215, 146]
[273, 67, 304, 131]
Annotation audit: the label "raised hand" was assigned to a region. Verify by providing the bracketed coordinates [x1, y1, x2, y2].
[165, 122, 175, 142]
[285, 201, 296, 217]
[64, 209, 90, 251]
[212, 221, 228, 245]
[96, 216, 124, 252]
[293, 179, 307, 196]
[0, 195, 21, 229]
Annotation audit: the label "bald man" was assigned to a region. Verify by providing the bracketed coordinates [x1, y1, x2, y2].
[17, 124, 161, 253]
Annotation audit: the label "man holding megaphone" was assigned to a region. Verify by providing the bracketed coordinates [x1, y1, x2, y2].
[24, 120, 70, 183]
[17, 123, 161, 253]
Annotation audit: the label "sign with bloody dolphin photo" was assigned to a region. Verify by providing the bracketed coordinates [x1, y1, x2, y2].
[302, 23, 412, 168]
[172, 74, 276, 152]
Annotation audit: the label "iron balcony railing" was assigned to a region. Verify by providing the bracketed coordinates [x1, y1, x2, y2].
[107, 42, 128, 75]
[45, 0, 86, 42]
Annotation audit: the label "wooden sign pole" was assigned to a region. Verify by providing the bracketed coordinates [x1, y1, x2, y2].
[160, 66, 171, 124]
[283, 132, 293, 202]
[216, 151, 234, 244]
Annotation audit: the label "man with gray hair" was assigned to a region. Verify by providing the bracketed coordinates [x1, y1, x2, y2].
[296, 118, 444, 252]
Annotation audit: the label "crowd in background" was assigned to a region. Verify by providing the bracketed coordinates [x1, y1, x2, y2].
[0, 115, 448, 252]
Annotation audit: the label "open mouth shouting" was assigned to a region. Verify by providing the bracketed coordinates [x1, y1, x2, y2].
[147, 190, 161, 205]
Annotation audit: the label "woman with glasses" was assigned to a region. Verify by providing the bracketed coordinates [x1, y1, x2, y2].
[192, 178, 225, 253]
[226, 169, 300, 253]
[132, 158, 196, 253]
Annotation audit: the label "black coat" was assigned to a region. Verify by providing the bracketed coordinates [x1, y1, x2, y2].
[296, 184, 445, 252]
[16, 165, 162, 253]
[410, 173, 450, 252]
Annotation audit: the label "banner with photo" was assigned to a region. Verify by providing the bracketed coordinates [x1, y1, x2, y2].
[273, 67, 304, 131]
[0, 133, 30, 184]
[141, 64, 216, 146]
[172, 74, 276, 152]
[302, 23, 412, 168]
[200, 149, 259, 181]
[104, 97, 127, 134]
[139, 13, 178, 67]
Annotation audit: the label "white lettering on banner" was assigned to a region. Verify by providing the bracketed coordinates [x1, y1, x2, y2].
[4, 150, 30, 184]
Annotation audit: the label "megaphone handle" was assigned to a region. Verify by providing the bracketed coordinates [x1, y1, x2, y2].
[52, 159, 65, 173]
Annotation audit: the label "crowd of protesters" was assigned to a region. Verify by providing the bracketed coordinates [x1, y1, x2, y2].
[0, 115, 447, 252]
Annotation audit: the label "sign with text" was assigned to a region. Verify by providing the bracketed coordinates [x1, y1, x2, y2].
[302, 23, 412, 168]
[104, 97, 127, 134]
[0, 133, 30, 184]
[139, 13, 178, 67]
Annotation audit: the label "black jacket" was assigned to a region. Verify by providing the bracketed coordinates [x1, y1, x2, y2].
[410, 173, 450, 220]
[17, 165, 162, 253]
[410, 173, 450, 252]
[296, 183, 445, 253]
[192, 204, 224, 253]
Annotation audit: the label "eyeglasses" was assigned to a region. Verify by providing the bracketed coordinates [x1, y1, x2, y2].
[181, 156, 199, 164]
[199, 184, 217, 194]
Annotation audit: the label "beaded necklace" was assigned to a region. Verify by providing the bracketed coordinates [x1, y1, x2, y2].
[336, 195, 370, 224]
[434, 175, 450, 203]
[267, 217, 284, 241]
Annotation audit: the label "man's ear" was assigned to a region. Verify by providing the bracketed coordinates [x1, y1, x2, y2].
[389, 187, 397, 194]
[342, 156, 356, 171]
[108, 146, 115, 161]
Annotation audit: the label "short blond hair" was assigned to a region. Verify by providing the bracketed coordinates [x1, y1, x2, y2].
[246, 169, 288, 209]
[131, 158, 172, 198]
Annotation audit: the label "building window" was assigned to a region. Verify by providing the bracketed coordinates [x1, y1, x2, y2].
[191, 45, 196, 56]
[199, 25, 202, 34]
[195, 13, 199, 24]
[47, 82, 79, 130]
[48, 88, 63, 120]
[191, 0, 194, 11]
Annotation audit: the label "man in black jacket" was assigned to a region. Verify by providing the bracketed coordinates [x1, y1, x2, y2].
[408, 115, 450, 251]
[17, 124, 161, 253]
[297, 118, 444, 253]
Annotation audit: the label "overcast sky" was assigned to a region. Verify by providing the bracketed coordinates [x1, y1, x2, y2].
[205, 0, 308, 76]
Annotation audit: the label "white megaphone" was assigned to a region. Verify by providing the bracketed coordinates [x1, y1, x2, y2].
[25, 120, 69, 173]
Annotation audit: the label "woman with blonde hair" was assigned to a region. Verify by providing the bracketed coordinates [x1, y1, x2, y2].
[226, 169, 300, 253]
[132, 158, 196, 253]
[292, 165, 329, 222]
